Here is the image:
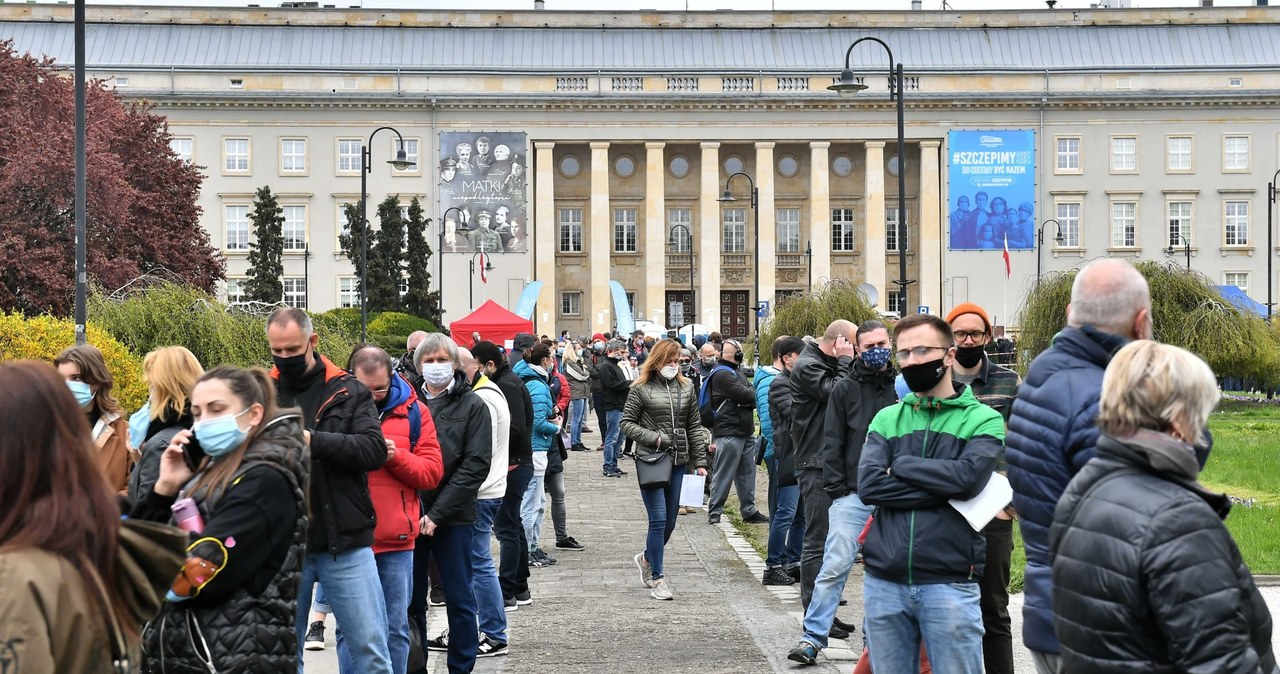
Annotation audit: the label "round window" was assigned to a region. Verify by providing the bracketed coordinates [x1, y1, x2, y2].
[723, 155, 744, 175]
[777, 155, 799, 178]
[887, 154, 907, 177]
[832, 154, 854, 177]
[559, 155, 581, 178]
[614, 155, 636, 178]
[669, 155, 690, 178]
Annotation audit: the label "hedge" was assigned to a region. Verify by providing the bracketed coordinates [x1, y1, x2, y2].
[0, 312, 148, 411]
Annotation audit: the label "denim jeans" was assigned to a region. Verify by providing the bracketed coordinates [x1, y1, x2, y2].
[863, 574, 985, 674]
[569, 398, 587, 446]
[471, 498, 507, 643]
[545, 469, 568, 541]
[603, 409, 623, 472]
[336, 550, 413, 674]
[495, 462, 532, 599]
[801, 492, 875, 649]
[639, 464, 686, 580]
[521, 461, 547, 550]
[409, 524, 478, 674]
[295, 547, 392, 674]
[764, 456, 804, 569]
[707, 436, 759, 519]
[797, 467, 832, 608]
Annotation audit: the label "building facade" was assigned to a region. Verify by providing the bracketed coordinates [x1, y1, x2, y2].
[6, 5, 1279, 335]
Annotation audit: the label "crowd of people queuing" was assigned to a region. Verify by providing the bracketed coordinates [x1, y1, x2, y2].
[1, 257, 1277, 673]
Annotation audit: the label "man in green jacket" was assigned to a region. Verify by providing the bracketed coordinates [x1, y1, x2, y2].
[857, 314, 1004, 674]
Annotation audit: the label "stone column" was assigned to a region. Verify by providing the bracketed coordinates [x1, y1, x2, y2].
[755, 142, 776, 324]
[534, 141, 557, 332]
[864, 141, 887, 310]
[919, 140, 943, 315]
[699, 142, 721, 333]
[808, 142, 831, 286]
[590, 142, 612, 333]
[644, 142, 667, 328]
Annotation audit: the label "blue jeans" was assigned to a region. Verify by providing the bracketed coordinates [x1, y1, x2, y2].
[471, 498, 507, 643]
[295, 547, 392, 674]
[801, 492, 875, 649]
[863, 574, 985, 674]
[603, 409, 623, 472]
[521, 464, 546, 550]
[336, 550, 413, 674]
[569, 398, 587, 446]
[639, 465, 685, 580]
[409, 524, 479, 674]
[765, 455, 804, 569]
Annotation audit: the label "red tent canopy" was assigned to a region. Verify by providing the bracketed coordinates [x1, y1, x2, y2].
[449, 300, 534, 347]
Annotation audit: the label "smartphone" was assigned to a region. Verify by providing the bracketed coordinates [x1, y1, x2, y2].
[182, 433, 206, 472]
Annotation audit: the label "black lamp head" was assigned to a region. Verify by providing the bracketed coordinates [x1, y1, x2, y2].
[827, 69, 869, 97]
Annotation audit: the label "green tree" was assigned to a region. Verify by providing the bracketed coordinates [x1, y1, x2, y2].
[401, 198, 443, 324]
[368, 195, 406, 312]
[243, 185, 284, 304]
[338, 199, 367, 305]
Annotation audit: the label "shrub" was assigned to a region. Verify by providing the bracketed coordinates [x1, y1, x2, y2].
[0, 312, 147, 411]
[368, 311, 437, 337]
[308, 308, 363, 363]
[759, 279, 881, 356]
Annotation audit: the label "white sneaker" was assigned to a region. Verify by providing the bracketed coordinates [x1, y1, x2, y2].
[634, 552, 653, 588]
[651, 578, 673, 600]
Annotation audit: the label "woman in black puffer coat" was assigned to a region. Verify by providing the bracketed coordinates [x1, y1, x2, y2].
[1050, 341, 1276, 674]
[128, 346, 203, 505]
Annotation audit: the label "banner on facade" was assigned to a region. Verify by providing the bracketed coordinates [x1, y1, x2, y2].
[438, 131, 528, 254]
[947, 130, 1035, 251]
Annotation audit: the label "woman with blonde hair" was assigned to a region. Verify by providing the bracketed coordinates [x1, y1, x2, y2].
[562, 343, 592, 452]
[128, 346, 205, 503]
[621, 339, 709, 601]
[55, 344, 132, 492]
[1050, 341, 1276, 674]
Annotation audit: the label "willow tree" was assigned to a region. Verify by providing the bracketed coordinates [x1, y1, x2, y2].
[759, 279, 881, 357]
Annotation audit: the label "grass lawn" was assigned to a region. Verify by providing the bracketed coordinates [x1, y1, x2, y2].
[1202, 398, 1280, 574]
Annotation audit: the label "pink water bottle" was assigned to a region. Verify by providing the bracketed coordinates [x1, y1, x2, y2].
[171, 497, 205, 533]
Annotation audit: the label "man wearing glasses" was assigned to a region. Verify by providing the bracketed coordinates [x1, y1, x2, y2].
[947, 303, 1022, 674]
[857, 314, 1004, 674]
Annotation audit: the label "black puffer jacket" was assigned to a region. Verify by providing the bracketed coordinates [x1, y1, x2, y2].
[789, 342, 854, 472]
[128, 407, 194, 504]
[1050, 431, 1277, 674]
[421, 370, 493, 526]
[767, 368, 798, 487]
[489, 361, 534, 466]
[597, 356, 630, 411]
[822, 361, 897, 500]
[706, 360, 756, 438]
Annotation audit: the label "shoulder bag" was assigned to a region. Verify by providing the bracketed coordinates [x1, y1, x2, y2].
[636, 383, 677, 490]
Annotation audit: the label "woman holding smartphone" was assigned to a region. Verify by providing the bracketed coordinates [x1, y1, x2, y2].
[621, 339, 709, 601]
[130, 365, 309, 673]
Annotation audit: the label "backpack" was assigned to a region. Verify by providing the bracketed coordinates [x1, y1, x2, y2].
[698, 365, 734, 428]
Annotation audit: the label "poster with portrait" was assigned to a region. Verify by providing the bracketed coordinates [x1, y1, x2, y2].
[947, 130, 1036, 251]
[438, 131, 528, 255]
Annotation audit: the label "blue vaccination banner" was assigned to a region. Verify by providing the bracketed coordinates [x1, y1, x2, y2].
[947, 130, 1036, 251]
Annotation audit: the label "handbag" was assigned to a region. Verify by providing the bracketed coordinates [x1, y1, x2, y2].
[636, 451, 673, 490]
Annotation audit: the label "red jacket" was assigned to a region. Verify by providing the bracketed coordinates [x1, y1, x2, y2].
[553, 367, 571, 416]
[370, 374, 444, 553]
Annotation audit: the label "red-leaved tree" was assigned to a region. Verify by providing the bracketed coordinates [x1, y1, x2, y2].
[0, 40, 223, 315]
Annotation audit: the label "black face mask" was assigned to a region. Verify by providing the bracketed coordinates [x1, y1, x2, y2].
[901, 357, 949, 394]
[274, 352, 309, 381]
[955, 345, 986, 369]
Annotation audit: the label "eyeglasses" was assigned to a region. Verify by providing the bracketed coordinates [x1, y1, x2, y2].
[894, 345, 951, 362]
[953, 330, 987, 343]
[678, 360, 691, 365]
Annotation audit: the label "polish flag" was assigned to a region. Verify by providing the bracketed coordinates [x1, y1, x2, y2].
[1002, 234, 1011, 279]
[480, 253, 489, 284]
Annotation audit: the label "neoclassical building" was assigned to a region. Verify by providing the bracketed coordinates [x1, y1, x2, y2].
[6, 4, 1279, 336]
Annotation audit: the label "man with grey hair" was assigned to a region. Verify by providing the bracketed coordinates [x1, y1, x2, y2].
[597, 338, 631, 478]
[266, 307, 392, 673]
[1006, 258, 1153, 674]
[397, 330, 430, 398]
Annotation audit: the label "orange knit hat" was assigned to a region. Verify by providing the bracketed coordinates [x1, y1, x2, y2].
[945, 302, 992, 337]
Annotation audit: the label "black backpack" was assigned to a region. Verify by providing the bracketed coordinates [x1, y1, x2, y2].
[697, 365, 733, 428]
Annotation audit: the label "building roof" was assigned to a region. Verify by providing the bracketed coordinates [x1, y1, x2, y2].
[4, 13, 1279, 75]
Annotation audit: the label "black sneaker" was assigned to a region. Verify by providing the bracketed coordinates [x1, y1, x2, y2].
[503, 596, 519, 612]
[614, 468, 628, 476]
[476, 635, 508, 658]
[429, 585, 445, 607]
[743, 511, 770, 524]
[785, 564, 801, 580]
[556, 536, 586, 550]
[571, 443, 590, 452]
[829, 625, 850, 640]
[787, 641, 819, 666]
[515, 590, 533, 606]
[708, 514, 721, 524]
[833, 616, 857, 633]
[304, 621, 325, 651]
[582, 426, 594, 433]
[426, 630, 449, 652]
[762, 567, 796, 586]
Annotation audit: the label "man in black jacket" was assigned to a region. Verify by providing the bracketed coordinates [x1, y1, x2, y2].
[764, 336, 806, 586]
[473, 340, 537, 608]
[789, 319, 856, 609]
[408, 333, 493, 673]
[705, 339, 765, 525]
[267, 307, 392, 674]
[597, 339, 631, 478]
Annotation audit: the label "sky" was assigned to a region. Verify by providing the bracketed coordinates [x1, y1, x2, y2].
[67, 0, 1266, 10]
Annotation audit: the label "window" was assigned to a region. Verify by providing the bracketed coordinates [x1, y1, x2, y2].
[225, 278, 245, 305]
[1224, 135, 1250, 171]
[338, 277, 358, 309]
[1225, 201, 1249, 246]
[613, 208, 638, 253]
[224, 205, 250, 251]
[1167, 201, 1193, 247]
[558, 208, 583, 253]
[625, 291, 638, 315]
[281, 138, 307, 173]
[669, 156, 691, 178]
[398, 277, 409, 299]
[170, 137, 194, 164]
[115, 77, 129, 87]
[1056, 202, 1081, 247]
[1110, 137, 1137, 172]
[1055, 137, 1081, 173]
[282, 278, 306, 309]
[393, 138, 419, 173]
[886, 291, 905, 316]
[229, 78, 244, 89]
[337, 139, 362, 173]
[1224, 272, 1249, 294]
[777, 155, 799, 178]
[1167, 136, 1192, 172]
[667, 208, 692, 253]
[722, 208, 747, 253]
[832, 155, 854, 177]
[831, 208, 856, 252]
[777, 208, 801, 253]
[559, 155, 581, 178]
[1110, 202, 1137, 247]
[886, 207, 909, 252]
[282, 205, 307, 251]
[561, 292, 582, 316]
[336, 204, 353, 247]
[614, 156, 636, 178]
[723, 156, 744, 176]
[223, 138, 249, 173]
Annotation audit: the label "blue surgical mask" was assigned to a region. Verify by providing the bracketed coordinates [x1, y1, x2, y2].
[128, 402, 152, 448]
[860, 346, 893, 371]
[192, 409, 251, 458]
[66, 380, 93, 409]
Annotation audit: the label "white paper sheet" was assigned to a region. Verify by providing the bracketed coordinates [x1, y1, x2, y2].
[949, 472, 1013, 532]
[679, 472, 707, 508]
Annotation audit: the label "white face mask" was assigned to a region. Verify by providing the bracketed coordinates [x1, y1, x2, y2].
[660, 365, 679, 380]
[421, 362, 455, 387]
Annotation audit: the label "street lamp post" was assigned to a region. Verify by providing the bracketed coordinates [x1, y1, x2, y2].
[830, 37, 911, 316]
[1166, 233, 1191, 270]
[1036, 219, 1065, 285]
[359, 126, 416, 342]
[1267, 169, 1279, 321]
[74, 0, 87, 345]
[469, 252, 495, 311]
[718, 173, 760, 359]
[669, 223, 695, 332]
[805, 239, 813, 293]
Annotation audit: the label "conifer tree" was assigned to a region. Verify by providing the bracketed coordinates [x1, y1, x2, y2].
[243, 185, 284, 304]
[402, 197, 442, 324]
[367, 195, 406, 313]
